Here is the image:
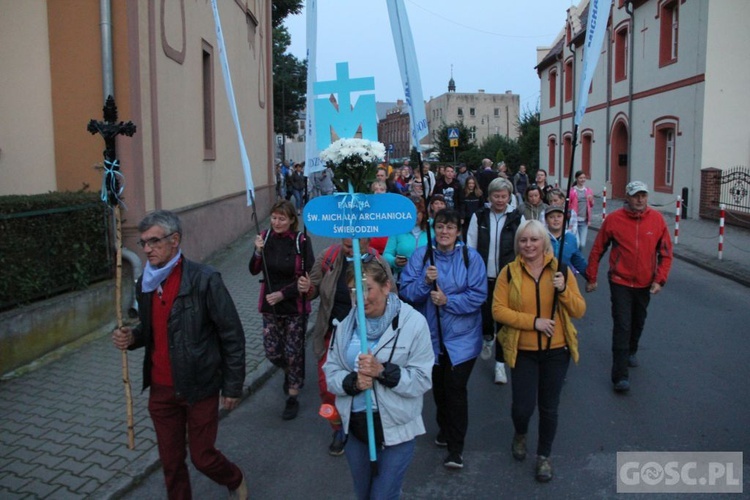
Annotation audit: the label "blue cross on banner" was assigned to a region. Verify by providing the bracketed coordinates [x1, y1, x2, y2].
[448, 127, 459, 140]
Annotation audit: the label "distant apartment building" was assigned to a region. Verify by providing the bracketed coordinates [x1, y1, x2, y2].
[537, 0, 750, 218]
[426, 76, 520, 146]
[377, 100, 411, 160]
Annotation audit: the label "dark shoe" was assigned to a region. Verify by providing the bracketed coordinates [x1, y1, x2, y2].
[511, 433, 527, 461]
[535, 455, 553, 482]
[282, 396, 299, 420]
[443, 452, 464, 469]
[328, 429, 346, 456]
[614, 379, 631, 393]
[628, 354, 639, 367]
[228, 471, 248, 500]
[434, 432, 447, 448]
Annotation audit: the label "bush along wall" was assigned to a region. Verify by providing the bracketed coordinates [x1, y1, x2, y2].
[0, 192, 112, 311]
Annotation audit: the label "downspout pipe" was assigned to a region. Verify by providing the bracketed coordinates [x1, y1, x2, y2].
[626, 0, 635, 184]
[100, 0, 140, 317]
[100, 0, 114, 99]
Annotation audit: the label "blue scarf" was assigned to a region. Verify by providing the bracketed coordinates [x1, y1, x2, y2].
[351, 292, 402, 342]
[141, 251, 182, 293]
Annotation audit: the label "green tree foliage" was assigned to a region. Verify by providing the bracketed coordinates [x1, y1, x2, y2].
[432, 122, 475, 164]
[427, 106, 540, 175]
[479, 135, 521, 170]
[517, 106, 540, 173]
[273, 1, 306, 137]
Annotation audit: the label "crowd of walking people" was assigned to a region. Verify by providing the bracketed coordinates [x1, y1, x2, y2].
[112, 158, 672, 498]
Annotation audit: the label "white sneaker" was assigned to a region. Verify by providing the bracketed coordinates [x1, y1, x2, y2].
[480, 339, 494, 360]
[494, 362, 508, 384]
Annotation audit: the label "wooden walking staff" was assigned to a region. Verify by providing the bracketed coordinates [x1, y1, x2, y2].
[88, 95, 137, 449]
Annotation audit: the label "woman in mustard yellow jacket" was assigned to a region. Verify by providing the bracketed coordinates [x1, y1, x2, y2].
[492, 220, 585, 483]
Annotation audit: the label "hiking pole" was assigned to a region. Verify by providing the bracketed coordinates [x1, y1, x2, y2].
[417, 154, 445, 353]
[248, 190, 279, 324]
[249, 190, 261, 237]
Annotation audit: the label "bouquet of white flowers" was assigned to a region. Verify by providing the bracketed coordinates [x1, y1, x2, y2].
[319, 138, 386, 193]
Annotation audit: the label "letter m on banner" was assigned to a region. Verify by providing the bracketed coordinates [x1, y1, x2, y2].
[313, 62, 378, 150]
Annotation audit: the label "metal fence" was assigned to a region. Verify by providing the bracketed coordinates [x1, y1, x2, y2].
[720, 165, 750, 214]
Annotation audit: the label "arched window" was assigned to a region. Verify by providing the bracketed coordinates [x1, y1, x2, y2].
[548, 135, 557, 176]
[549, 68, 558, 108]
[563, 133, 573, 177]
[614, 21, 629, 83]
[658, 0, 679, 67]
[652, 117, 679, 193]
[564, 59, 574, 103]
[581, 130, 593, 179]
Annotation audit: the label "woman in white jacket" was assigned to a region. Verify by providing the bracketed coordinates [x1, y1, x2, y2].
[324, 256, 433, 500]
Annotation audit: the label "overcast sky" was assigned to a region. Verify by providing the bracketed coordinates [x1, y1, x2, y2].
[283, 0, 577, 113]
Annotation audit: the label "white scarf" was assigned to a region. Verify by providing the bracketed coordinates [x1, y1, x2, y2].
[141, 251, 182, 293]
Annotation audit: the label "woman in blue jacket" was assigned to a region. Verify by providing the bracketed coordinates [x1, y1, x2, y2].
[383, 196, 429, 283]
[399, 209, 487, 470]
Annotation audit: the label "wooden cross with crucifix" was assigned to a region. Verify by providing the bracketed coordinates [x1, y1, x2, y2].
[87, 95, 137, 206]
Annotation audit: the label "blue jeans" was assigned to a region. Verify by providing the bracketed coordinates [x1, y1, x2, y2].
[345, 433, 415, 500]
[576, 221, 588, 250]
[510, 348, 570, 457]
[292, 189, 304, 211]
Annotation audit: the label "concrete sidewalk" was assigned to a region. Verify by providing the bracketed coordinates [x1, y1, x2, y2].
[0, 218, 332, 499]
[1, 201, 748, 499]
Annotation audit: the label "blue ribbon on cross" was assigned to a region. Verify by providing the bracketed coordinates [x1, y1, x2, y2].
[100, 159, 127, 209]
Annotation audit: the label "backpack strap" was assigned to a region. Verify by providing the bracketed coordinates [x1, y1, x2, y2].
[387, 313, 401, 363]
[421, 245, 470, 270]
[322, 244, 341, 274]
[295, 232, 303, 255]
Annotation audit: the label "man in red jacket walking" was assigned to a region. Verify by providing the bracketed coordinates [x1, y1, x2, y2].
[585, 181, 673, 393]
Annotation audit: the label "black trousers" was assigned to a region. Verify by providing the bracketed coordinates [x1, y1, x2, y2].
[482, 278, 505, 363]
[609, 282, 651, 383]
[510, 348, 570, 457]
[433, 353, 476, 455]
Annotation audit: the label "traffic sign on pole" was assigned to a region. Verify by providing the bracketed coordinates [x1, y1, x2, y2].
[447, 128, 459, 140]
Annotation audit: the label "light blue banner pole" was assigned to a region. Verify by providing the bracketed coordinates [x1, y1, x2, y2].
[210, 0, 255, 205]
[347, 182, 378, 465]
[386, 0, 428, 153]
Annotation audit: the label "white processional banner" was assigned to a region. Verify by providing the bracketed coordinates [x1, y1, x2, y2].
[574, 0, 613, 127]
[210, 0, 255, 204]
[386, 0, 428, 152]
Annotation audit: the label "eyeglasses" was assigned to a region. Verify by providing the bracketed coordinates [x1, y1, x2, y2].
[434, 223, 458, 232]
[137, 232, 175, 248]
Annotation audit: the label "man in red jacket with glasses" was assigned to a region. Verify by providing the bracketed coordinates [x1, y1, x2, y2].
[585, 181, 673, 393]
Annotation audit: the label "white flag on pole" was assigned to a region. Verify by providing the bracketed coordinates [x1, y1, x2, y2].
[574, 0, 613, 127]
[386, 0, 428, 152]
[304, 0, 323, 175]
[210, 0, 255, 205]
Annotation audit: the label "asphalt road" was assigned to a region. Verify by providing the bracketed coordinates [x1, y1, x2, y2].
[121, 253, 750, 499]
